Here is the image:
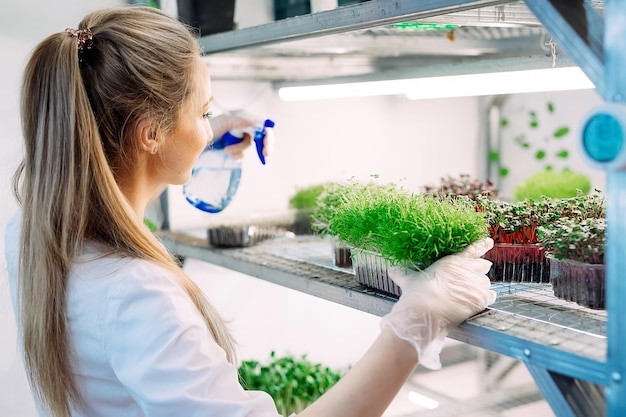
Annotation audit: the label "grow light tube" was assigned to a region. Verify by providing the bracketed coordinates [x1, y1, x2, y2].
[405, 67, 594, 100]
[278, 78, 417, 101]
[277, 67, 594, 101]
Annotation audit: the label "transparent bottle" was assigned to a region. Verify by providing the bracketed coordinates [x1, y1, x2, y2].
[183, 119, 274, 213]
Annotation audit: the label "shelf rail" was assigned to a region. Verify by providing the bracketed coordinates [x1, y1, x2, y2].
[199, 0, 517, 53]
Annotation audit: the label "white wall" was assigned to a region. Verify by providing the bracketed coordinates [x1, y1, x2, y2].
[167, 80, 484, 229]
[0, 34, 36, 417]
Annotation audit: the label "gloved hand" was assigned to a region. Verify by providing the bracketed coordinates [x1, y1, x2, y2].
[380, 237, 496, 370]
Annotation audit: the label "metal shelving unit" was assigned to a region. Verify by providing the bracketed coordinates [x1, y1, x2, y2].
[158, 230, 608, 415]
[157, 230, 607, 366]
[158, 1, 624, 416]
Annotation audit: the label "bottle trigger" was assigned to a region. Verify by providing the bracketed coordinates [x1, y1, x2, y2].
[254, 119, 275, 165]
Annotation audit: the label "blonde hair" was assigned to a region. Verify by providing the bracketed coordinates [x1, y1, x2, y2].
[13, 6, 235, 416]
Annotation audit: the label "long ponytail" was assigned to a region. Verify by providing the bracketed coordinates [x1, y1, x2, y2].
[14, 7, 236, 416]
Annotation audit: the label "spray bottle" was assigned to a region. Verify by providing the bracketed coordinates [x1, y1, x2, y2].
[183, 119, 275, 213]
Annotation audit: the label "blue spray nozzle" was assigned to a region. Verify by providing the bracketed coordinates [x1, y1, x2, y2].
[207, 133, 238, 151]
[254, 119, 275, 165]
[208, 118, 275, 164]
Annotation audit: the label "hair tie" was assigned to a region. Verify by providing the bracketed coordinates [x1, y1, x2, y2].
[65, 28, 93, 52]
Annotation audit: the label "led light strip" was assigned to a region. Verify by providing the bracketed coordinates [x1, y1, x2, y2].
[278, 67, 594, 101]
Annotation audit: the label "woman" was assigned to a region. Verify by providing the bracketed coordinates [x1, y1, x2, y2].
[5, 6, 496, 417]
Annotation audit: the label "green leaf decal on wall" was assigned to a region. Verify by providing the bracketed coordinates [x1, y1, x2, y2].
[553, 127, 570, 138]
[501, 99, 578, 193]
[556, 150, 570, 159]
[514, 134, 530, 148]
[488, 151, 500, 162]
[529, 111, 539, 129]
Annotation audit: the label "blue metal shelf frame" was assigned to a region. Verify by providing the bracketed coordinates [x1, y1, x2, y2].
[522, 1, 624, 415]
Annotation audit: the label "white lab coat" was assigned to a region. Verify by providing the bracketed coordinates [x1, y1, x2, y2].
[5, 211, 282, 417]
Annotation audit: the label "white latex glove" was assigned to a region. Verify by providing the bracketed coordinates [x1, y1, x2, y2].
[380, 237, 496, 370]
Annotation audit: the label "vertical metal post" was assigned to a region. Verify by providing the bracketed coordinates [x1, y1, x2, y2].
[525, 1, 626, 415]
[602, 0, 626, 102]
[604, 2, 626, 417]
[605, 173, 626, 417]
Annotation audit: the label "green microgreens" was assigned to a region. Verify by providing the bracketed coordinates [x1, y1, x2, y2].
[422, 174, 498, 201]
[537, 217, 606, 264]
[238, 351, 345, 417]
[319, 180, 488, 270]
[475, 190, 604, 245]
[289, 183, 330, 209]
[513, 169, 591, 202]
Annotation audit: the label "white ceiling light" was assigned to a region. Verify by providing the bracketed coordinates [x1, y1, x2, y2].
[277, 67, 594, 101]
[406, 67, 594, 100]
[278, 78, 416, 101]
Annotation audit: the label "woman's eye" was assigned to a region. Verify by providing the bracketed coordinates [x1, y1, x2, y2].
[202, 111, 213, 120]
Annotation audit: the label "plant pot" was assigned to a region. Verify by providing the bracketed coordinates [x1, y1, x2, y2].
[290, 208, 314, 235]
[548, 256, 605, 310]
[483, 243, 550, 283]
[352, 251, 401, 296]
[274, 0, 311, 20]
[330, 237, 353, 268]
[207, 224, 291, 247]
[177, 0, 235, 35]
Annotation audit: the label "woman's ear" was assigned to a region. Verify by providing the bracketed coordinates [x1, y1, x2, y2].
[137, 120, 160, 155]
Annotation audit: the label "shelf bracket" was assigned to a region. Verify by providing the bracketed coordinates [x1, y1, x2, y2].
[526, 363, 606, 417]
[523, 0, 604, 94]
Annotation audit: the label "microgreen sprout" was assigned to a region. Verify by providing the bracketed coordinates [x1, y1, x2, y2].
[423, 174, 498, 201]
[475, 190, 604, 245]
[238, 351, 345, 416]
[513, 169, 592, 202]
[289, 183, 330, 209]
[538, 217, 606, 264]
[323, 180, 488, 270]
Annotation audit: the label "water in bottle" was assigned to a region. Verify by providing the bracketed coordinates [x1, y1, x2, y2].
[183, 119, 274, 213]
